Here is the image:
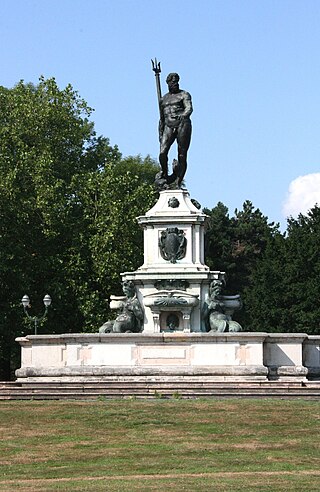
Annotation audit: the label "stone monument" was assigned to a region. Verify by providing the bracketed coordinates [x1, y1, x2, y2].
[99, 60, 242, 334]
[16, 62, 318, 384]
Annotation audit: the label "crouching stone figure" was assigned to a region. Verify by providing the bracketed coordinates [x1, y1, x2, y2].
[99, 280, 144, 333]
[202, 279, 242, 333]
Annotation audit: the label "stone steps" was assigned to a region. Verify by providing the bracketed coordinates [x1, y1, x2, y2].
[0, 379, 320, 400]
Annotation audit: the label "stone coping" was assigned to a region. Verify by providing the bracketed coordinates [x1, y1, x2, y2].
[264, 334, 309, 342]
[16, 332, 274, 345]
[122, 269, 214, 278]
[137, 215, 207, 225]
[304, 335, 320, 341]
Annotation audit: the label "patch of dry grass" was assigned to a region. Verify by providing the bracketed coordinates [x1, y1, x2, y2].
[0, 399, 319, 490]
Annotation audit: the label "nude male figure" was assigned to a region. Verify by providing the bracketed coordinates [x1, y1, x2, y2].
[158, 73, 193, 186]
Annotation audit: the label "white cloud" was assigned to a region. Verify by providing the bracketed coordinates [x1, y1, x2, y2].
[282, 173, 320, 218]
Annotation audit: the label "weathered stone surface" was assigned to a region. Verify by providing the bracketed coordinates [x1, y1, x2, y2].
[15, 332, 319, 382]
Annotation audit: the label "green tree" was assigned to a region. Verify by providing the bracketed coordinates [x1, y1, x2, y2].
[205, 200, 281, 328]
[244, 232, 287, 332]
[230, 201, 280, 292]
[282, 206, 320, 334]
[0, 77, 109, 377]
[245, 206, 320, 334]
[73, 154, 157, 330]
[204, 202, 233, 272]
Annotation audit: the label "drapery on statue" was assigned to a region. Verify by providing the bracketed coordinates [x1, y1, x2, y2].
[152, 59, 193, 189]
[99, 280, 143, 333]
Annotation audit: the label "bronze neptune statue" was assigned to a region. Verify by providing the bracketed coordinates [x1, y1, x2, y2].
[152, 59, 193, 189]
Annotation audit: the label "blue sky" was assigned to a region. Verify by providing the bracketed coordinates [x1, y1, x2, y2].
[2, 0, 320, 229]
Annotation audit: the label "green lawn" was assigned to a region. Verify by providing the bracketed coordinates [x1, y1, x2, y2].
[0, 399, 319, 491]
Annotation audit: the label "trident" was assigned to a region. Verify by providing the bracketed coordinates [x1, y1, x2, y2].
[151, 58, 162, 116]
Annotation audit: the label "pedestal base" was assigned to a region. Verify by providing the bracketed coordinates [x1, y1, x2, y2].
[15, 332, 319, 383]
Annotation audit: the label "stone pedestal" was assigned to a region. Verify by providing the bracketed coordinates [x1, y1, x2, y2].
[120, 188, 226, 333]
[264, 334, 308, 381]
[15, 332, 320, 382]
[15, 188, 318, 384]
[15, 333, 268, 381]
[303, 335, 320, 380]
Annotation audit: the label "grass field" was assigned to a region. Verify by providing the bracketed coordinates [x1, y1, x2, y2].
[0, 398, 319, 491]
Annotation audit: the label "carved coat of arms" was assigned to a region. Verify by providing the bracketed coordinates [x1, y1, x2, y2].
[159, 227, 187, 263]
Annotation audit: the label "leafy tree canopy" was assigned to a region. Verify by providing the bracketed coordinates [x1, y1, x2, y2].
[205, 200, 285, 329]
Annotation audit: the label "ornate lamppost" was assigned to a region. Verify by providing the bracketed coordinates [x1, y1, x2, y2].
[21, 294, 52, 335]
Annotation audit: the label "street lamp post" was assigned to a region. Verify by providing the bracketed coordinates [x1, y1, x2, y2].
[21, 294, 52, 335]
